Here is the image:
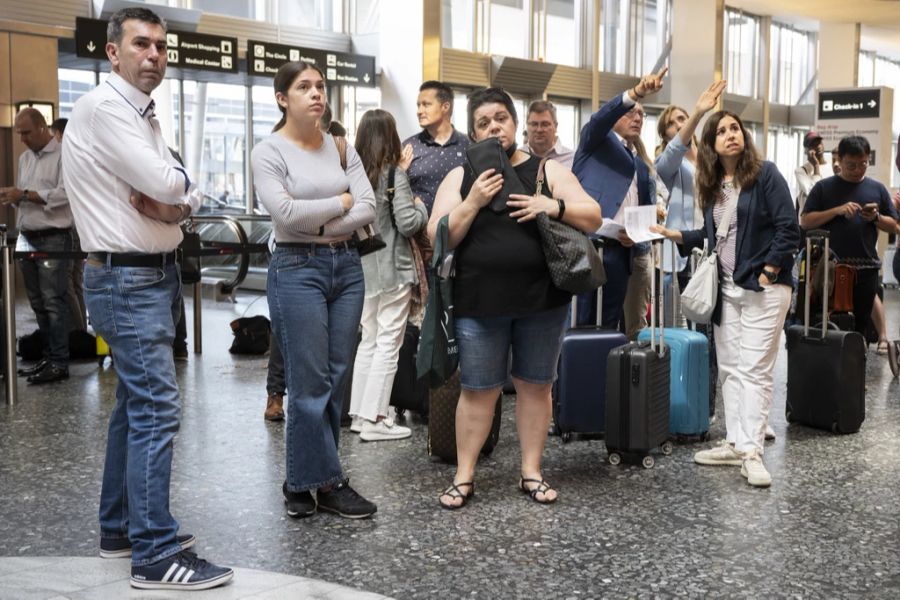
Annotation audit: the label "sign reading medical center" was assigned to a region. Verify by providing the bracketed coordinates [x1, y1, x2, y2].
[815, 87, 894, 184]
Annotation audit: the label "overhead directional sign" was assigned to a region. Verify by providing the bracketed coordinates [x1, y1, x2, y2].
[74, 17, 108, 60]
[248, 40, 376, 87]
[817, 89, 881, 120]
[74, 18, 238, 74]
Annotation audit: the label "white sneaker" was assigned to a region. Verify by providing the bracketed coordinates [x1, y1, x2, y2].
[764, 425, 776, 441]
[359, 418, 411, 442]
[350, 416, 363, 433]
[693, 441, 743, 466]
[741, 454, 772, 487]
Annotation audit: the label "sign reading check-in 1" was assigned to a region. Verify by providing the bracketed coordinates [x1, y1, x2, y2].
[247, 40, 376, 87]
[817, 89, 881, 120]
[74, 18, 238, 74]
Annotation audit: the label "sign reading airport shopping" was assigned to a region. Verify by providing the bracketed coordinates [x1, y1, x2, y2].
[247, 40, 376, 87]
[75, 18, 238, 74]
[815, 87, 893, 177]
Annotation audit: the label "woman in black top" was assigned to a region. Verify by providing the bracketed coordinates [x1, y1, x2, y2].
[429, 88, 601, 509]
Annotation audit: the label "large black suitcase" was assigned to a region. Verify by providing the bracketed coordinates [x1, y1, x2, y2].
[390, 322, 429, 417]
[786, 231, 866, 434]
[554, 288, 628, 441]
[605, 243, 672, 468]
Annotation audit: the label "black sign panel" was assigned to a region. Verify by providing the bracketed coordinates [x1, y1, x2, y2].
[818, 89, 881, 120]
[74, 17, 108, 60]
[248, 40, 376, 87]
[75, 18, 238, 74]
[165, 30, 238, 73]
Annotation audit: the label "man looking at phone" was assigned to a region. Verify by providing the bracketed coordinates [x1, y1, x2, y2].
[801, 135, 897, 339]
[795, 131, 829, 214]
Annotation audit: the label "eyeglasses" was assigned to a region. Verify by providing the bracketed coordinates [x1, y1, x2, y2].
[841, 160, 869, 170]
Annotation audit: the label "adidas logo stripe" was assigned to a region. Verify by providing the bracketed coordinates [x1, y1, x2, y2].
[161, 562, 195, 583]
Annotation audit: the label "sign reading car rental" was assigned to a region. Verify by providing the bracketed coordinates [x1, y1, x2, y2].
[815, 86, 894, 186]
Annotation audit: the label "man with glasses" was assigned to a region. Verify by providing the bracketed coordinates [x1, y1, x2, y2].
[572, 68, 666, 336]
[801, 135, 898, 340]
[524, 100, 574, 169]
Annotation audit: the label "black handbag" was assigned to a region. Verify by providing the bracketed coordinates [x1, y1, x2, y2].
[354, 223, 387, 256]
[229, 316, 271, 354]
[177, 224, 201, 284]
[465, 137, 527, 213]
[532, 158, 606, 293]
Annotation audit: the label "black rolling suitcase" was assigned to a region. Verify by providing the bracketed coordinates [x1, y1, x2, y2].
[390, 323, 429, 419]
[605, 242, 672, 468]
[786, 231, 866, 434]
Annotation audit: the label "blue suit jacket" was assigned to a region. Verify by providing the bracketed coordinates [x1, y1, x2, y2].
[680, 161, 801, 324]
[572, 93, 655, 223]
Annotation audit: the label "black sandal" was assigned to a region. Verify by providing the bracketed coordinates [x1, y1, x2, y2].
[519, 477, 558, 504]
[439, 481, 474, 510]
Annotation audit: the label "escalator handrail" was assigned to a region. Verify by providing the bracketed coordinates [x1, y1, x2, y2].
[191, 215, 271, 293]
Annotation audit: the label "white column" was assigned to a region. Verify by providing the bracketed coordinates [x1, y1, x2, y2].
[817, 22, 860, 88]
[669, 0, 723, 113]
[377, 0, 425, 139]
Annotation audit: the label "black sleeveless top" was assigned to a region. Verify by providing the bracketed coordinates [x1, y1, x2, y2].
[454, 154, 570, 318]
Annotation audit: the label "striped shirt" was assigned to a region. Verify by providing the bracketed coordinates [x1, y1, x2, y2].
[714, 181, 739, 277]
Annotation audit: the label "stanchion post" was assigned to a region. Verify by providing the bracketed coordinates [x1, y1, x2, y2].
[1, 226, 18, 405]
[192, 282, 202, 354]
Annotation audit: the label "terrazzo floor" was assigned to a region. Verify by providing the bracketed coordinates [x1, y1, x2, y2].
[1, 286, 899, 599]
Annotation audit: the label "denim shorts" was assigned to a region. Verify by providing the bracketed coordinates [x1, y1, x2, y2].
[455, 304, 569, 390]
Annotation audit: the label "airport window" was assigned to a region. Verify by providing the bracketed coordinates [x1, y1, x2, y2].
[769, 22, 816, 105]
[452, 90, 470, 134]
[351, 0, 379, 34]
[340, 85, 382, 141]
[58, 69, 100, 118]
[767, 126, 804, 197]
[550, 99, 580, 150]
[723, 8, 761, 98]
[190, 0, 266, 21]
[601, 0, 672, 76]
[489, 0, 532, 58]
[539, 0, 582, 67]
[442, 0, 476, 51]
[277, 0, 344, 32]
[173, 81, 249, 214]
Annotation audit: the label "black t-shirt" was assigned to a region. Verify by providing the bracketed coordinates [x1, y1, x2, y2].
[803, 176, 896, 264]
[453, 154, 570, 318]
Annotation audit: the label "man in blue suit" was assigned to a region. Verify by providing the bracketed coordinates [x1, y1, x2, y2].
[572, 67, 667, 334]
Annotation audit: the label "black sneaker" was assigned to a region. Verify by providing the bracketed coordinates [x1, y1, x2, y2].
[100, 533, 196, 559]
[316, 479, 377, 519]
[283, 481, 316, 518]
[18, 359, 47, 377]
[130, 550, 233, 590]
[27, 364, 68, 384]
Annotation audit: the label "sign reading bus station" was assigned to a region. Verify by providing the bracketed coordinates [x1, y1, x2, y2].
[248, 40, 376, 87]
[74, 18, 238, 74]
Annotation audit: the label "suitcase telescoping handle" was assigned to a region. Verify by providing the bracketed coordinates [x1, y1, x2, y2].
[569, 243, 604, 328]
[804, 229, 830, 340]
[670, 240, 689, 329]
[649, 240, 665, 353]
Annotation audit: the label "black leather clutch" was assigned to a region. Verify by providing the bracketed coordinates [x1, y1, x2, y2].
[465, 137, 526, 213]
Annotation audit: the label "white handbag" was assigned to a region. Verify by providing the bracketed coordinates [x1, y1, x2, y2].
[680, 191, 739, 324]
[681, 240, 718, 323]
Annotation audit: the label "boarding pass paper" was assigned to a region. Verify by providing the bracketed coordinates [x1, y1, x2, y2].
[623, 205, 663, 243]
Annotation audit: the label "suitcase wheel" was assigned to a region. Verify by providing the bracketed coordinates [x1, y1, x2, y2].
[785, 410, 795, 424]
[561, 431, 573, 444]
[831, 422, 840, 434]
[660, 440, 674, 456]
[642, 455, 655, 469]
[608, 452, 621, 466]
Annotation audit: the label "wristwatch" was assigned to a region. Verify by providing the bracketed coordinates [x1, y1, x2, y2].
[762, 268, 778, 283]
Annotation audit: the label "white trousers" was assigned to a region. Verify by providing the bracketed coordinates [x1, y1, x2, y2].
[714, 278, 791, 456]
[349, 285, 413, 422]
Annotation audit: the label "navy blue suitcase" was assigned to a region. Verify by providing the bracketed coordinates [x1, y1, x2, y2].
[555, 288, 628, 441]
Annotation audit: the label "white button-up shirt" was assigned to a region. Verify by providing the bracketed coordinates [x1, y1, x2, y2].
[62, 71, 201, 253]
[525, 137, 575, 169]
[16, 137, 72, 232]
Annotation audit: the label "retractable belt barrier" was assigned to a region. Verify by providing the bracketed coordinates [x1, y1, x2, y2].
[2, 216, 273, 404]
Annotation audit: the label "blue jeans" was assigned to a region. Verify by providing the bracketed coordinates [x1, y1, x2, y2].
[268, 245, 364, 492]
[85, 258, 183, 566]
[19, 230, 73, 367]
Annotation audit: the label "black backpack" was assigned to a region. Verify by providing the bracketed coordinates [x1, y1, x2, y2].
[228, 316, 271, 354]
